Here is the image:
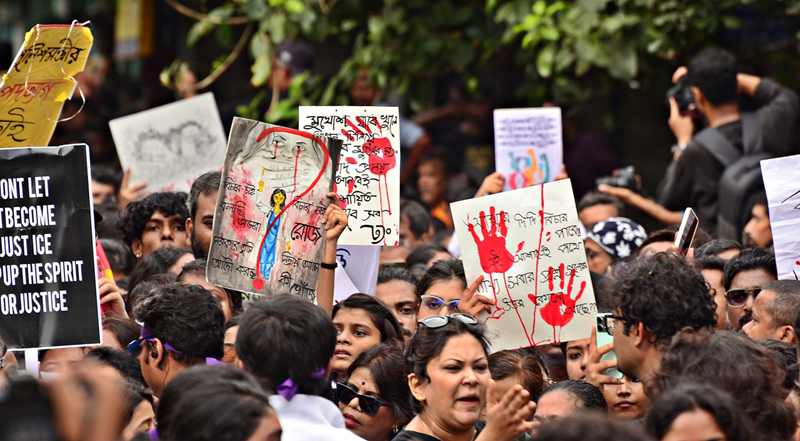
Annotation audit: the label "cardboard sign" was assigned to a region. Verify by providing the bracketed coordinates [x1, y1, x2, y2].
[109, 92, 228, 192]
[298, 106, 400, 246]
[451, 179, 596, 351]
[207, 117, 341, 300]
[761, 155, 800, 279]
[494, 108, 562, 191]
[0, 24, 93, 148]
[0, 144, 101, 349]
[333, 245, 381, 303]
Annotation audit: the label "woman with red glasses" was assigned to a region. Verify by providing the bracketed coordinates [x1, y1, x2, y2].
[336, 340, 413, 441]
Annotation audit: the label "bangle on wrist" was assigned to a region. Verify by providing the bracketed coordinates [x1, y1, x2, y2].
[320, 261, 337, 270]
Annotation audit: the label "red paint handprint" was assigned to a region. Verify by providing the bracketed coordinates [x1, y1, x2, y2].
[468, 206, 530, 345]
[341, 116, 397, 244]
[538, 263, 586, 343]
[468, 206, 521, 274]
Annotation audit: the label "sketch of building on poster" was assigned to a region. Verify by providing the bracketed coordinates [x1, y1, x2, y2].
[299, 106, 400, 246]
[494, 107, 563, 191]
[109, 92, 228, 192]
[451, 179, 596, 352]
[206, 117, 341, 300]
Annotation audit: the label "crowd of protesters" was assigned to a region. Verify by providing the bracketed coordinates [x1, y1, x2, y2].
[2, 43, 800, 441]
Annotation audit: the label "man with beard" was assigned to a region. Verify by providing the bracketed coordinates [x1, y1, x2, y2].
[185, 170, 221, 258]
[723, 247, 777, 331]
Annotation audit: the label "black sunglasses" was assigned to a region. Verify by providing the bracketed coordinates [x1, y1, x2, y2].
[725, 288, 762, 308]
[418, 313, 478, 329]
[335, 382, 391, 416]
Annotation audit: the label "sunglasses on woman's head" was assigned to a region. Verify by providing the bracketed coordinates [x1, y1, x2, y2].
[335, 383, 391, 416]
[420, 295, 460, 315]
[417, 313, 478, 329]
[725, 288, 762, 307]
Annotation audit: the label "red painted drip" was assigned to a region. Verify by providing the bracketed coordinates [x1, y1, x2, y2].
[254, 128, 330, 279]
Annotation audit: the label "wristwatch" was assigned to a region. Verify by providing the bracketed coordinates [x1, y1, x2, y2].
[670, 143, 687, 155]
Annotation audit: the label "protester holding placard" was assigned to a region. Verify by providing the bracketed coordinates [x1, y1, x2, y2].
[7, 23, 800, 441]
[117, 192, 191, 260]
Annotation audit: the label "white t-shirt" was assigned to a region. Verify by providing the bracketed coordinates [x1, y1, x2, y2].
[269, 393, 366, 441]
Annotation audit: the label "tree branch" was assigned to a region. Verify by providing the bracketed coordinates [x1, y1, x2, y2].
[190, 23, 255, 91]
[163, 0, 251, 25]
[318, 0, 339, 14]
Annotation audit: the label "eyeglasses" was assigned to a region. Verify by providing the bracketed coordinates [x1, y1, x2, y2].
[418, 313, 478, 329]
[128, 337, 148, 354]
[598, 315, 626, 336]
[725, 288, 762, 308]
[420, 295, 461, 315]
[335, 382, 392, 416]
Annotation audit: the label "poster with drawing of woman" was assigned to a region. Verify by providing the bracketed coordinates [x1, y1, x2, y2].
[207, 117, 341, 299]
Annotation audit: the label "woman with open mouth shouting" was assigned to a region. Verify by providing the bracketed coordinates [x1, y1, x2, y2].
[395, 314, 536, 441]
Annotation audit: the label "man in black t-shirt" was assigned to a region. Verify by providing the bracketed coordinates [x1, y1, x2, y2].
[600, 49, 798, 237]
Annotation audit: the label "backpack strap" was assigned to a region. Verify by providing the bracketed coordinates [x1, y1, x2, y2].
[692, 128, 741, 167]
[740, 112, 763, 155]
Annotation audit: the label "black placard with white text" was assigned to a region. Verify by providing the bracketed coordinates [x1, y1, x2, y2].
[0, 145, 101, 349]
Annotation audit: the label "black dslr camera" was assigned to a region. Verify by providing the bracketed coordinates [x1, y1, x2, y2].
[595, 166, 637, 192]
[666, 76, 694, 114]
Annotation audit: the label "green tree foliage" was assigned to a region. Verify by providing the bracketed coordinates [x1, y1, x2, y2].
[164, 0, 799, 124]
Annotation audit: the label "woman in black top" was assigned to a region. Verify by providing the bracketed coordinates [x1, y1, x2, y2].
[395, 314, 535, 441]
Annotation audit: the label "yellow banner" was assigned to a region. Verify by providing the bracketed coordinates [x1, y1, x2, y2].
[0, 24, 93, 148]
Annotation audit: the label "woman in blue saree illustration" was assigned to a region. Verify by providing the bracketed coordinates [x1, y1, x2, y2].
[256, 188, 286, 279]
[229, 121, 330, 290]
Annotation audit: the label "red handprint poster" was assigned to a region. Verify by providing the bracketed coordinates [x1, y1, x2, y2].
[451, 179, 597, 352]
[299, 106, 400, 246]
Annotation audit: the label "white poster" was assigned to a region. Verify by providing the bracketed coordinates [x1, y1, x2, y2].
[298, 106, 400, 246]
[493, 107, 562, 191]
[109, 92, 228, 192]
[333, 245, 381, 303]
[206, 118, 340, 299]
[761, 155, 800, 279]
[451, 179, 596, 352]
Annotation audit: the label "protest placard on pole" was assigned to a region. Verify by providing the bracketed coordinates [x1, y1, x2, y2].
[0, 23, 93, 148]
[451, 179, 596, 351]
[299, 106, 400, 246]
[207, 117, 341, 300]
[0, 144, 101, 349]
[493, 107, 562, 191]
[761, 155, 800, 279]
[109, 92, 228, 192]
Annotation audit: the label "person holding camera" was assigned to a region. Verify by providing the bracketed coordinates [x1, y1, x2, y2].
[601, 48, 798, 237]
